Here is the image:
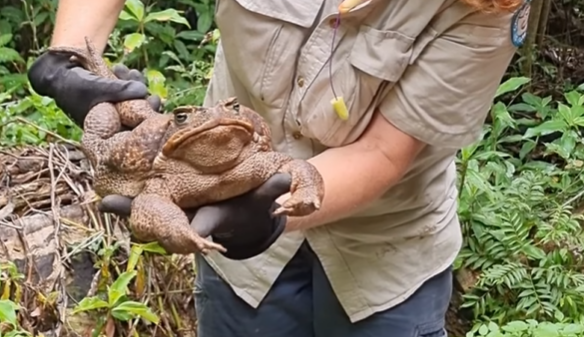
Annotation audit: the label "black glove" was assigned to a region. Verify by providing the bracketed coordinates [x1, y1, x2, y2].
[28, 51, 160, 127]
[189, 173, 291, 260]
[99, 173, 292, 260]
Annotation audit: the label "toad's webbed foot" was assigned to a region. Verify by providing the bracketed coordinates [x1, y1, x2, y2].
[130, 193, 226, 255]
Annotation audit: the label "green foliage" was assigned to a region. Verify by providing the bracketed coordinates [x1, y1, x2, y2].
[456, 78, 584, 324]
[467, 320, 584, 337]
[0, 0, 217, 147]
[0, 86, 81, 146]
[73, 271, 159, 325]
[0, 263, 32, 337]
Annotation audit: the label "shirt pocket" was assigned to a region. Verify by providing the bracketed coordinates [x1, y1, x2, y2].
[214, 0, 323, 109]
[296, 25, 416, 147]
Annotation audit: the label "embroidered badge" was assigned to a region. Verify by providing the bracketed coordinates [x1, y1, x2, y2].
[510, 0, 531, 47]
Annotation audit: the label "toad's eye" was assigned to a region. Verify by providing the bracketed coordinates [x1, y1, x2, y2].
[174, 112, 189, 124]
[232, 102, 240, 114]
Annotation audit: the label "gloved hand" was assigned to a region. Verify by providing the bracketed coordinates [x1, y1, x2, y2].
[99, 173, 292, 260]
[28, 50, 161, 127]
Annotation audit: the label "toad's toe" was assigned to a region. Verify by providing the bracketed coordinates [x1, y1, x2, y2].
[194, 236, 227, 254]
[272, 189, 321, 217]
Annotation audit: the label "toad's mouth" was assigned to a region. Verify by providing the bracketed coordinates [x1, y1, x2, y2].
[161, 118, 255, 156]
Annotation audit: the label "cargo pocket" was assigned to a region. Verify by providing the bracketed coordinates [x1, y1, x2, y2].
[296, 25, 415, 147]
[416, 320, 448, 337]
[419, 327, 447, 337]
[193, 280, 209, 318]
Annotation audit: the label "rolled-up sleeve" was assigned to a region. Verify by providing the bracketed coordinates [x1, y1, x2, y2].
[379, 12, 517, 149]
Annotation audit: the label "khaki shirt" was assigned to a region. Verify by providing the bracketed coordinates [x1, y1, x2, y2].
[201, 0, 517, 323]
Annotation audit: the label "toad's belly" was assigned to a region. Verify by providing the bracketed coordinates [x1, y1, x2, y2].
[164, 172, 267, 209]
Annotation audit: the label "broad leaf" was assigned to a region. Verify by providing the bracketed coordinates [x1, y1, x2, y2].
[108, 271, 136, 306]
[123, 33, 146, 53]
[145, 9, 191, 28]
[495, 77, 530, 98]
[523, 120, 566, 138]
[112, 301, 160, 324]
[0, 299, 18, 326]
[71, 297, 110, 314]
[124, 0, 144, 21]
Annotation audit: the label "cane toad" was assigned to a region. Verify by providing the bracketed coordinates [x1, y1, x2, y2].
[48, 38, 226, 254]
[127, 97, 325, 254]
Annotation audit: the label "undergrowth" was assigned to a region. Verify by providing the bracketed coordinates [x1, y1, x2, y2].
[2, 0, 584, 336]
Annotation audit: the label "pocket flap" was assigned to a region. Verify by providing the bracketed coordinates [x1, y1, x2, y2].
[233, 0, 323, 28]
[350, 25, 415, 83]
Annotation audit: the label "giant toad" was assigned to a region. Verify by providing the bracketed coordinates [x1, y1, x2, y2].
[129, 97, 325, 254]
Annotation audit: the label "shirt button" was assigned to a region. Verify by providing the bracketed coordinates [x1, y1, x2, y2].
[297, 76, 305, 87]
[328, 18, 338, 28]
[293, 131, 303, 140]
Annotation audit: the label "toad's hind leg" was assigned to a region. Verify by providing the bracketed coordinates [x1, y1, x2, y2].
[130, 193, 226, 255]
[80, 102, 122, 167]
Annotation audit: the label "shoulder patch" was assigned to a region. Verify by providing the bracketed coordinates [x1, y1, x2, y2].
[510, 0, 531, 47]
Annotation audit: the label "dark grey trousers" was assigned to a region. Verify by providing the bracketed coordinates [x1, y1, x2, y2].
[194, 242, 452, 337]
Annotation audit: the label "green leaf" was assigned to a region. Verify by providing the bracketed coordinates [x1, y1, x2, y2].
[564, 90, 582, 107]
[197, 11, 213, 32]
[145, 69, 168, 99]
[521, 92, 541, 106]
[124, 0, 144, 21]
[145, 9, 191, 28]
[487, 322, 499, 332]
[212, 29, 221, 43]
[126, 245, 143, 272]
[523, 120, 566, 138]
[495, 77, 530, 98]
[557, 102, 573, 122]
[141, 241, 168, 254]
[174, 40, 190, 61]
[108, 271, 136, 306]
[110, 308, 134, 322]
[559, 132, 577, 157]
[0, 299, 18, 326]
[502, 321, 529, 333]
[562, 324, 584, 334]
[123, 33, 146, 53]
[0, 33, 12, 47]
[519, 140, 536, 159]
[0, 47, 23, 63]
[112, 301, 160, 324]
[119, 10, 137, 22]
[522, 245, 546, 260]
[176, 30, 206, 41]
[71, 297, 110, 314]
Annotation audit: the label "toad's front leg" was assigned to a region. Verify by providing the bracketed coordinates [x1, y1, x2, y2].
[130, 193, 226, 255]
[236, 152, 325, 217]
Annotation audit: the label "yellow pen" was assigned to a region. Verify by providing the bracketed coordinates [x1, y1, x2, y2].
[338, 0, 371, 13]
[330, 0, 372, 121]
